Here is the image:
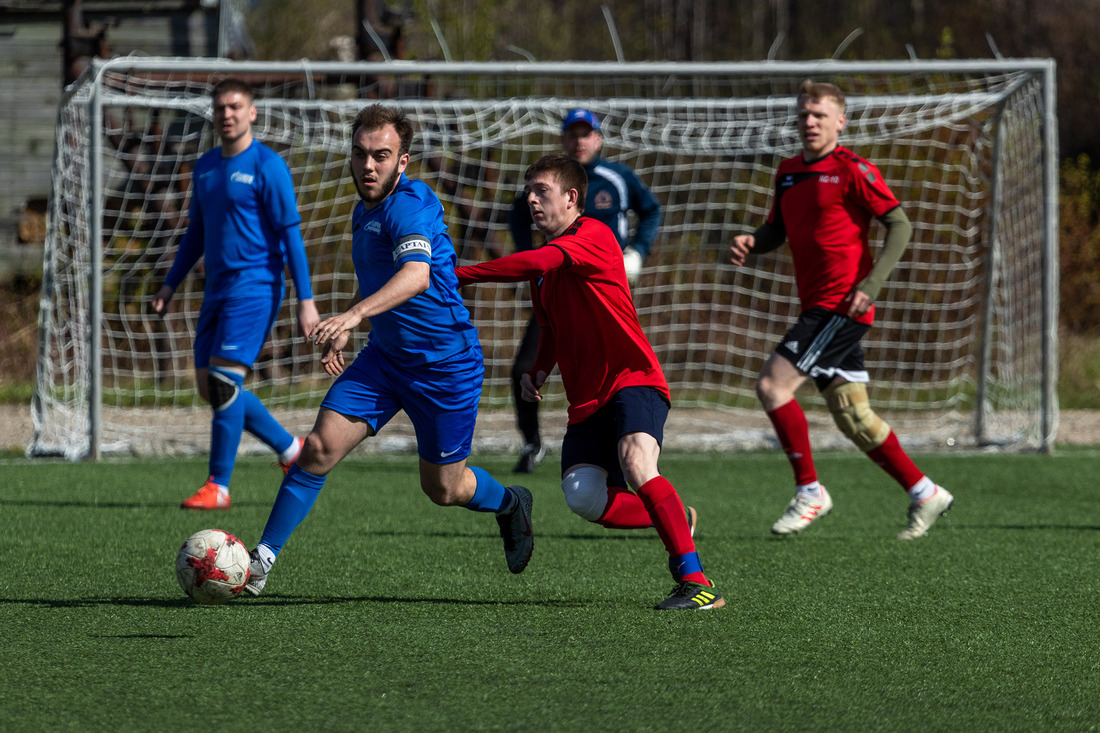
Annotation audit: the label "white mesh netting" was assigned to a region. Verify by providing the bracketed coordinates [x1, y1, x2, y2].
[32, 59, 1057, 459]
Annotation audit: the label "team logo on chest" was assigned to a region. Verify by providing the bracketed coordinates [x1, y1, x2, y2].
[593, 190, 614, 210]
[366, 220, 382, 234]
[230, 171, 255, 185]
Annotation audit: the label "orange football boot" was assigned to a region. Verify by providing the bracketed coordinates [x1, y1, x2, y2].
[181, 477, 230, 510]
[277, 437, 304, 476]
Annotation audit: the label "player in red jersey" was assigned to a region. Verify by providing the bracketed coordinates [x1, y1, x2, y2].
[458, 154, 724, 610]
[729, 80, 953, 540]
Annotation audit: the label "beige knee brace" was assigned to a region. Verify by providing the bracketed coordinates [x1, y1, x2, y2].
[823, 382, 891, 451]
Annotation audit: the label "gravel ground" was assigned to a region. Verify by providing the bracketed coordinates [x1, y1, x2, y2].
[2, 403, 1097, 456]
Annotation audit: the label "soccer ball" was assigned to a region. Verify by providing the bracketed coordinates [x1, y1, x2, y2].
[176, 528, 251, 605]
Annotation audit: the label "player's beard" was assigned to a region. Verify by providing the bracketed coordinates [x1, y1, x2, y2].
[353, 164, 402, 207]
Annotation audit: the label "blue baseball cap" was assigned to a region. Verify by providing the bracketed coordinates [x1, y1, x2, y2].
[562, 108, 601, 132]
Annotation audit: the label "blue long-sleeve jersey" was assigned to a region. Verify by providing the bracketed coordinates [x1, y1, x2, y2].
[351, 173, 480, 367]
[164, 139, 312, 300]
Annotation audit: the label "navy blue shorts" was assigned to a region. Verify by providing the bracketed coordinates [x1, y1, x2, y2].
[560, 386, 669, 486]
[775, 307, 871, 390]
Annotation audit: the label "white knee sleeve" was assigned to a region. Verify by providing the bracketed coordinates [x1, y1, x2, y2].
[561, 466, 609, 521]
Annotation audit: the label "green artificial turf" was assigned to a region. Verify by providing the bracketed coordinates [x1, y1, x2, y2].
[1, 449, 1098, 731]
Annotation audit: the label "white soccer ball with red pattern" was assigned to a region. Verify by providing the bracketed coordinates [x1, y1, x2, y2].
[176, 528, 251, 605]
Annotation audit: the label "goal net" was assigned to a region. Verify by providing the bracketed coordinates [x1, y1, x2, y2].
[32, 58, 1058, 459]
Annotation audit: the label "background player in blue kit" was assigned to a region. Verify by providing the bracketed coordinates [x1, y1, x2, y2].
[507, 108, 662, 473]
[152, 78, 320, 510]
[244, 104, 533, 595]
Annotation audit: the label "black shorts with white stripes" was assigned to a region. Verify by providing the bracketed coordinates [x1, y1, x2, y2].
[774, 307, 871, 390]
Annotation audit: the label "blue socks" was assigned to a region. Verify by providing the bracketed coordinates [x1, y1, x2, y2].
[208, 367, 245, 486]
[208, 367, 296, 487]
[241, 390, 296, 455]
[258, 465, 512, 564]
[258, 464, 327, 556]
[669, 551, 704, 579]
[464, 466, 514, 514]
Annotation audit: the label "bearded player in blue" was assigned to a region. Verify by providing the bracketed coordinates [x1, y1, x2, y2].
[152, 78, 320, 510]
[243, 104, 534, 595]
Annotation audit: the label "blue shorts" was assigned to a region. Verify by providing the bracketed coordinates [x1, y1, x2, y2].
[775, 307, 871, 390]
[193, 284, 283, 369]
[560, 386, 669, 485]
[321, 341, 485, 464]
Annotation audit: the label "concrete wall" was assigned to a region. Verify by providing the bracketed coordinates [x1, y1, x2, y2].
[0, 10, 213, 275]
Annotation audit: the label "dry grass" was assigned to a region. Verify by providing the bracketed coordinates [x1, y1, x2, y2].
[1058, 328, 1100, 409]
[0, 277, 38, 388]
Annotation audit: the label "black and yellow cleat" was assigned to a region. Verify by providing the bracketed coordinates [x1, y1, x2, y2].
[654, 581, 726, 610]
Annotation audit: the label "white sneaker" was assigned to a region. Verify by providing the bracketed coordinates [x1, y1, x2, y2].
[244, 548, 268, 596]
[771, 486, 833, 535]
[513, 443, 546, 474]
[898, 486, 954, 540]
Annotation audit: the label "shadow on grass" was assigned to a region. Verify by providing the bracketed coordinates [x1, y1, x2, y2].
[240, 595, 592, 608]
[0, 499, 277, 510]
[0, 595, 590, 609]
[958, 523, 1100, 531]
[0, 499, 188, 510]
[0, 596, 195, 608]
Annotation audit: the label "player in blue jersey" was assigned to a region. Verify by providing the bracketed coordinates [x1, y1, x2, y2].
[243, 104, 534, 596]
[152, 78, 320, 511]
[507, 108, 662, 472]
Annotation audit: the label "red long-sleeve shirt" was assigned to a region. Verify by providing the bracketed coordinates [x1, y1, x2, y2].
[457, 216, 669, 425]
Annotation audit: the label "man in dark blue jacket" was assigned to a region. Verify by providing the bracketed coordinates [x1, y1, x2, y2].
[507, 108, 662, 473]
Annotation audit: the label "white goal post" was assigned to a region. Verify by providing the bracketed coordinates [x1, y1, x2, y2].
[32, 57, 1059, 459]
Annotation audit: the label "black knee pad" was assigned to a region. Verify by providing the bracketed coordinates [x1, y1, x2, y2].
[207, 369, 241, 411]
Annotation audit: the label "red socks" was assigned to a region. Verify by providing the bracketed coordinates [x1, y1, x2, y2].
[767, 399, 817, 485]
[596, 486, 653, 529]
[770, 398, 924, 495]
[866, 430, 925, 491]
[637, 476, 708, 586]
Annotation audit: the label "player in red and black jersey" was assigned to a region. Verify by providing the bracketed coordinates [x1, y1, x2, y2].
[729, 80, 953, 540]
[506, 108, 662, 475]
[458, 154, 724, 611]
